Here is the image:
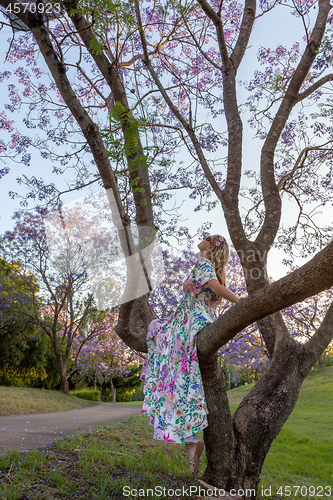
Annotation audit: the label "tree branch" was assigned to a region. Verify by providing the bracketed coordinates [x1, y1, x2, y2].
[197, 0, 229, 67]
[277, 141, 333, 191]
[134, 0, 223, 201]
[256, 0, 331, 252]
[296, 73, 333, 103]
[302, 300, 333, 374]
[230, 0, 256, 71]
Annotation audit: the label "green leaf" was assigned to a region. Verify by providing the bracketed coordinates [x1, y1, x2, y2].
[89, 37, 103, 55]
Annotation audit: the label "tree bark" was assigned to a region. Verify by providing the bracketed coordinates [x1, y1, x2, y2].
[110, 377, 116, 404]
[101, 380, 107, 402]
[318, 355, 324, 369]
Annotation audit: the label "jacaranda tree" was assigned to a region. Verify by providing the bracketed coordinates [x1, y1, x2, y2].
[0, 0, 333, 495]
[1, 207, 109, 393]
[73, 313, 143, 402]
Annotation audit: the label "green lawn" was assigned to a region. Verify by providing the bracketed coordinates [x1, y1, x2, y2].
[0, 368, 332, 499]
[228, 368, 333, 498]
[0, 386, 96, 415]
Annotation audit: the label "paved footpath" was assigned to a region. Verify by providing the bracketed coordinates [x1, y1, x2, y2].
[0, 403, 142, 456]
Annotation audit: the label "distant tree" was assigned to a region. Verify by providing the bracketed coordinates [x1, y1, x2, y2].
[74, 313, 143, 402]
[0, 208, 109, 394]
[0, 259, 50, 385]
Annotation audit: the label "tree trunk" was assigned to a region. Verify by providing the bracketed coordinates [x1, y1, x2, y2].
[59, 377, 70, 395]
[110, 377, 116, 404]
[54, 346, 70, 395]
[199, 339, 306, 497]
[198, 254, 327, 497]
[101, 381, 107, 402]
[93, 370, 97, 390]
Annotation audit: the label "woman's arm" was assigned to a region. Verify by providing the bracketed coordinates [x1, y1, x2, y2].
[206, 280, 240, 303]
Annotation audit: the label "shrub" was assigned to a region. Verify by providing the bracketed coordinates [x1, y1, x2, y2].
[70, 388, 101, 402]
[115, 385, 144, 402]
[0, 365, 48, 387]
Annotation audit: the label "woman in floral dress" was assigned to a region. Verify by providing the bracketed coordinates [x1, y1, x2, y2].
[141, 235, 240, 479]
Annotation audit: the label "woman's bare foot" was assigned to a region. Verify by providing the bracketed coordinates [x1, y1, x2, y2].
[187, 441, 204, 479]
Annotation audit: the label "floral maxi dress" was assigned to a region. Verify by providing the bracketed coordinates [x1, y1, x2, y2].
[141, 257, 219, 444]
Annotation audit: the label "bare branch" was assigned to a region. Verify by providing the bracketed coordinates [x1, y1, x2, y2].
[197, 0, 229, 66]
[302, 300, 333, 373]
[277, 141, 333, 191]
[296, 74, 333, 103]
[182, 15, 222, 71]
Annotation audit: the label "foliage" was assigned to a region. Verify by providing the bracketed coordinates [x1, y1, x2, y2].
[0, 208, 112, 393]
[70, 388, 101, 402]
[0, 365, 47, 387]
[0, 259, 52, 386]
[74, 314, 143, 388]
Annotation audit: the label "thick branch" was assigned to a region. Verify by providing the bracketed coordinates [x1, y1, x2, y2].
[195, 1, 251, 252]
[62, 0, 154, 228]
[296, 73, 333, 103]
[230, 0, 256, 71]
[257, 0, 331, 251]
[302, 300, 333, 373]
[134, 0, 223, 201]
[196, 240, 333, 355]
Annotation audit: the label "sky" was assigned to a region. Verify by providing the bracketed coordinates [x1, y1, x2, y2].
[0, 2, 328, 282]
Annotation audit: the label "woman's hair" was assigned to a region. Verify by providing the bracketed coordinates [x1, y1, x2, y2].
[209, 235, 229, 305]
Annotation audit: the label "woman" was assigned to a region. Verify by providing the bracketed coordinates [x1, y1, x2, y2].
[141, 235, 240, 479]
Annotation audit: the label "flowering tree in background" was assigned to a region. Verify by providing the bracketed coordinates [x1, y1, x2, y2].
[0, 0, 333, 493]
[74, 313, 143, 402]
[0, 207, 109, 393]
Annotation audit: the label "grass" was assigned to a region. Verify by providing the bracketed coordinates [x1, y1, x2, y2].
[227, 368, 333, 499]
[0, 387, 96, 415]
[0, 416, 194, 499]
[0, 367, 332, 499]
[116, 401, 143, 405]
